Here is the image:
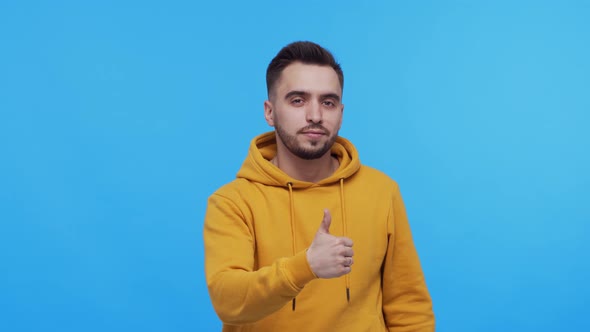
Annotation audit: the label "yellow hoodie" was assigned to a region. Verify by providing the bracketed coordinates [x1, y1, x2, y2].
[204, 132, 434, 332]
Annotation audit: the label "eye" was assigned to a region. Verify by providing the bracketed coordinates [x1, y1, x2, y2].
[323, 100, 336, 107]
[291, 98, 304, 105]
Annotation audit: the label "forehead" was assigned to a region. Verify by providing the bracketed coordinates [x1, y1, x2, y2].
[274, 62, 342, 97]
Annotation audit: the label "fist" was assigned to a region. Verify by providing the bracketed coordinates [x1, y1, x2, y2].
[306, 209, 354, 278]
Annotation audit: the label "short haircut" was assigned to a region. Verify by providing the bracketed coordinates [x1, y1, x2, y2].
[266, 41, 344, 97]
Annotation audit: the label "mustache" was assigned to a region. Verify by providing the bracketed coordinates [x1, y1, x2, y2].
[297, 124, 330, 135]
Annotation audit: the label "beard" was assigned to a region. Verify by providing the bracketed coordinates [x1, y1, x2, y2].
[275, 123, 338, 160]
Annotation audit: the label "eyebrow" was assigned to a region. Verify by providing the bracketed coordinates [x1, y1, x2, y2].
[284, 90, 341, 102]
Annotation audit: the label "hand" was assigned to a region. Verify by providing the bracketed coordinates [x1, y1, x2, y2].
[306, 209, 354, 279]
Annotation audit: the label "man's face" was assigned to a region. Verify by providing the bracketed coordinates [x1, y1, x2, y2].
[264, 62, 344, 160]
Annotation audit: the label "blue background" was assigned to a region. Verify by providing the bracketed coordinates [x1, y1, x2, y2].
[1, 1, 589, 331]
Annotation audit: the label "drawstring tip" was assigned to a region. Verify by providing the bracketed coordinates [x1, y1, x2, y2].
[346, 288, 350, 302]
[292, 298, 296, 311]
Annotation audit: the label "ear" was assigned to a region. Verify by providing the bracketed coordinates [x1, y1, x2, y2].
[264, 100, 275, 127]
[338, 103, 344, 130]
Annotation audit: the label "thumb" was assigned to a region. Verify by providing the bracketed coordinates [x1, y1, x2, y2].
[318, 209, 332, 234]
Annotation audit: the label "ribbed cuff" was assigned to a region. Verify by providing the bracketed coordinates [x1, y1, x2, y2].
[283, 250, 318, 290]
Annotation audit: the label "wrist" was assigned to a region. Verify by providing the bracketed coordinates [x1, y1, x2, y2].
[283, 250, 317, 290]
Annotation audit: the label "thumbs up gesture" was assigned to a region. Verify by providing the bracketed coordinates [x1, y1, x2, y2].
[306, 209, 354, 279]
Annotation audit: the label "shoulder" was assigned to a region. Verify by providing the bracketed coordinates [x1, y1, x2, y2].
[344, 165, 402, 202]
[206, 178, 258, 222]
[356, 165, 400, 189]
[209, 178, 254, 202]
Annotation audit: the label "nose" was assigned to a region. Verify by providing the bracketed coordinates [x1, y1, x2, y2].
[305, 100, 322, 123]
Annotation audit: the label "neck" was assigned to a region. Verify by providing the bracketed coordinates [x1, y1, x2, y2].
[271, 141, 339, 183]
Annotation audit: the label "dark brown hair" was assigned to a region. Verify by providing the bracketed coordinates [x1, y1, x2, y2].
[266, 41, 344, 96]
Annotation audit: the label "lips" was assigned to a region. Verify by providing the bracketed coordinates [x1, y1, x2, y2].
[301, 130, 326, 135]
[298, 125, 329, 138]
[299, 126, 328, 135]
[300, 131, 326, 140]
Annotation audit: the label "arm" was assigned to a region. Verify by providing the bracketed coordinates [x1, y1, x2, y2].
[203, 193, 316, 325]
[382, 183, 435, 331]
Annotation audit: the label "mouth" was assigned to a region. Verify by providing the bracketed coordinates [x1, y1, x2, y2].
[300, 130, 326, 139]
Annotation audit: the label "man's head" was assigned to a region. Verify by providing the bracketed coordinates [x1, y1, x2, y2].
[264, 41, 345, 160]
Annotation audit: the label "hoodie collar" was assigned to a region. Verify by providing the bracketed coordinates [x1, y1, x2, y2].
[236, 131, 361, 188]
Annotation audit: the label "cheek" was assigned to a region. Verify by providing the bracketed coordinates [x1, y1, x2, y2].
[279, 109, 304, 124]
[327, 112, 343, 129]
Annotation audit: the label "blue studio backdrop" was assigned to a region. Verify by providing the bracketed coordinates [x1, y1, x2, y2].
[1, 1, 589, 331]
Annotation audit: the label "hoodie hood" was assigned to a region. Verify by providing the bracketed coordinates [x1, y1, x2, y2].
[236, 131, 361, 187]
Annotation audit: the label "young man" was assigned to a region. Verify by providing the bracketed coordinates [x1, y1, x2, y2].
[204, 41, 435, 331]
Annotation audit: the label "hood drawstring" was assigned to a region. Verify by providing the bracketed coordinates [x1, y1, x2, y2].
[339, 178, 350, 303]
[288, 179, 350, 311]
[287, 182, 297, 311]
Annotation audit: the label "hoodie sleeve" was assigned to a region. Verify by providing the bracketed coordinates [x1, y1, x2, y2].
[204, 192, 317, 325]
[382, 183, 435, 331]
